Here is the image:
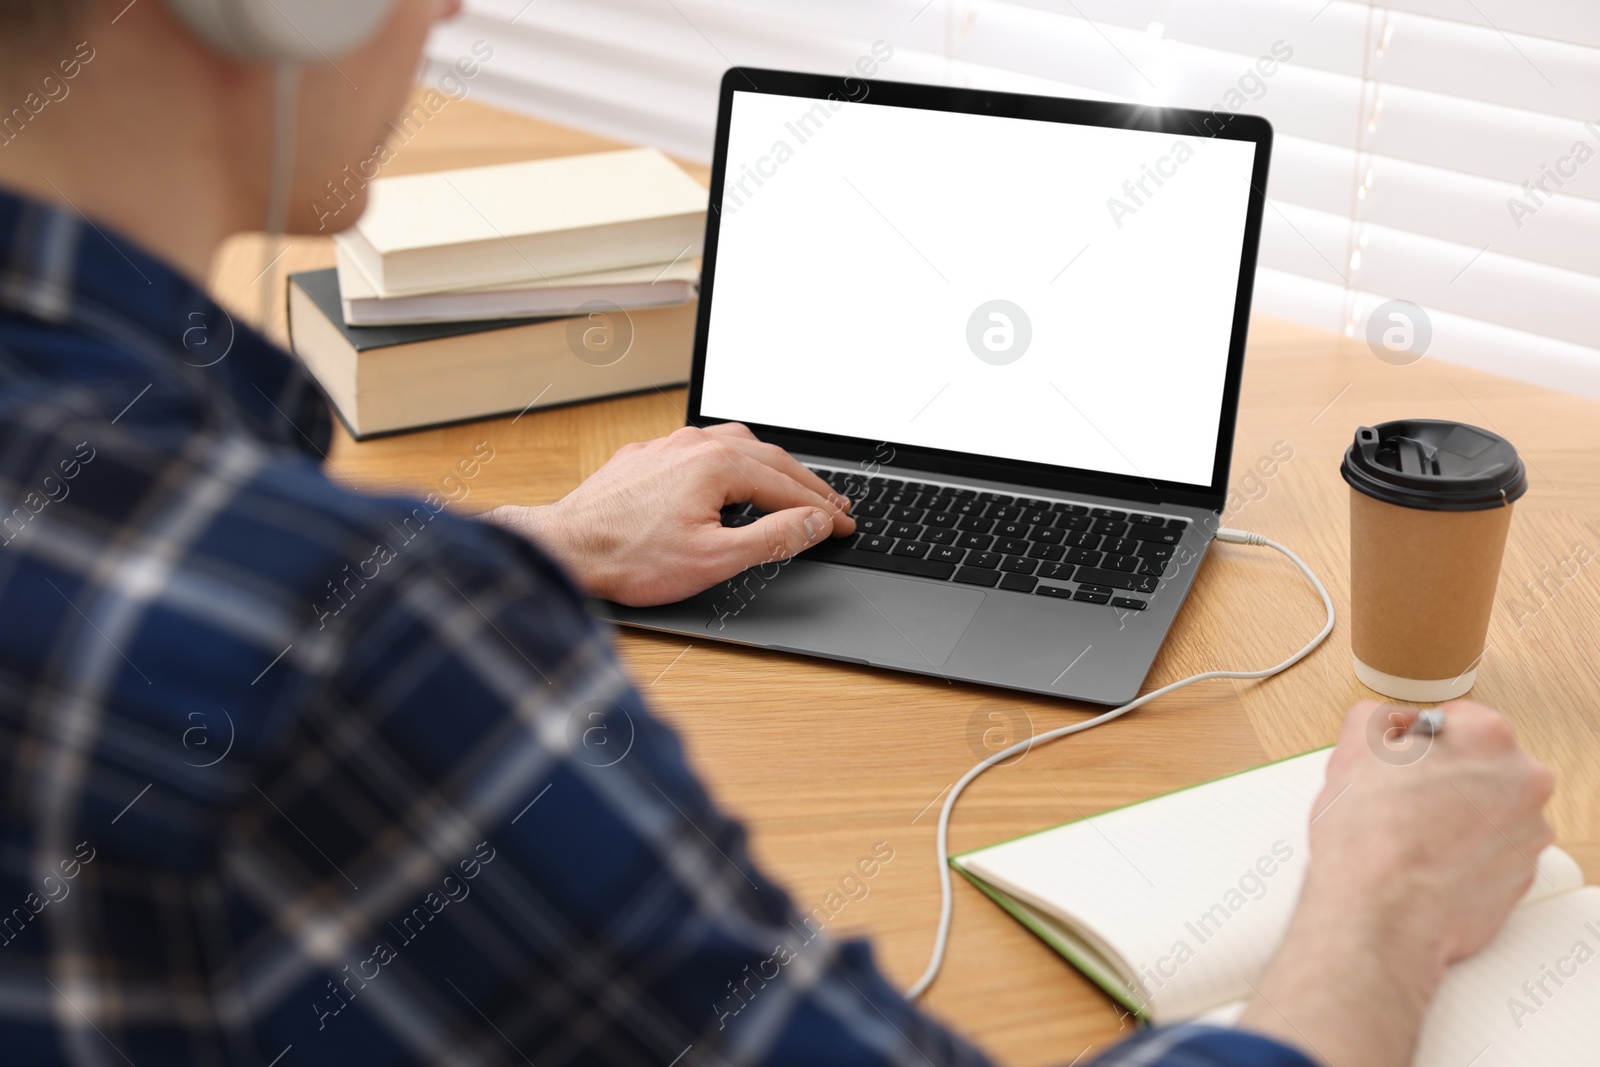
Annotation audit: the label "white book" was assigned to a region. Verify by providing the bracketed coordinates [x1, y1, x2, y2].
[334, 249, 698, 326]
[955, 749, 1600, 1065]
[336, 147, 707, 296]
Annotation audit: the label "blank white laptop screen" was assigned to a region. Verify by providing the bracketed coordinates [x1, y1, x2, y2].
[699, 91, 1260, 489]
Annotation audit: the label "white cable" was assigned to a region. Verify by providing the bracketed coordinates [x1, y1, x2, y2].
[903, 528, 1335, 1000]
[258, 62, 301, 331]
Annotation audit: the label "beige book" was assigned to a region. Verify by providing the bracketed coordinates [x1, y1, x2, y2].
[955, 749, 1600, 1065]
[337, 147, 707, 296]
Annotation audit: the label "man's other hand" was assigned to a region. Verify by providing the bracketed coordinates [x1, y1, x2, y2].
[1238, 700, 1555, 1067]
[483, 423, 856, 606]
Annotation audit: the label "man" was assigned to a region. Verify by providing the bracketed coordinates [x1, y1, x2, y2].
[0, 1, 1556, 1065]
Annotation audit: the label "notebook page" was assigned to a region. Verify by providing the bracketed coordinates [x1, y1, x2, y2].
[958, 750, 1331, 1020]
[1410, 887, 1600, 1066]
[1184, 882, 1600, 1067]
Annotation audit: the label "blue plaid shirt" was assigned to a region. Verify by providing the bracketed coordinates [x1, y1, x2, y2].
[0, 188, 1316, 1067]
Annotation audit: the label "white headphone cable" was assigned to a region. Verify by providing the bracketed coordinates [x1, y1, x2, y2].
[257, 61, 300, 331]
[904, 528, 1335, 1000]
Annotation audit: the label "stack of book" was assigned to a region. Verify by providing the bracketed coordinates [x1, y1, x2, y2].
[287, 147, 705, 438]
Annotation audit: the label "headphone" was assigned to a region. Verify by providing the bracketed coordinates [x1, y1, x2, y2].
[164, 0, 397, 60]
[162, 0, 402, 323]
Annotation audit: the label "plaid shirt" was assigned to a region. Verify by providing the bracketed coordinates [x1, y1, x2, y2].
[0, 188, 1316, 1067]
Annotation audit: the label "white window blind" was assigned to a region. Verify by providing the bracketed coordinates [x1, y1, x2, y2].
[426, 0, 1600, 398]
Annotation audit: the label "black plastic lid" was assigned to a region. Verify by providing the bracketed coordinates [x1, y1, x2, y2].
[1340, 419, 1527, 512]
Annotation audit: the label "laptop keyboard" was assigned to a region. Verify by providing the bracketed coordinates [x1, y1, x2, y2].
[719, 466, 1188, 611]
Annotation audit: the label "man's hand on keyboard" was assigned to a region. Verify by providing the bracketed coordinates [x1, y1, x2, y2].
[481, 422, 855, 606]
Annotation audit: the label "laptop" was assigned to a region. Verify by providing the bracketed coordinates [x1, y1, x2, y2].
[594, 68, 1273, 706]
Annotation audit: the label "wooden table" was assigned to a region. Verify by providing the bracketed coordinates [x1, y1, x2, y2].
[211, 94, 1600, 1067]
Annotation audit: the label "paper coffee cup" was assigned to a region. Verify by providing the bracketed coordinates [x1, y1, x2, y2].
[1340, 420, 1527, 702]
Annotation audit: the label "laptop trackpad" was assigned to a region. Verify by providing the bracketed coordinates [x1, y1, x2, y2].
[709, 563, 984, 669]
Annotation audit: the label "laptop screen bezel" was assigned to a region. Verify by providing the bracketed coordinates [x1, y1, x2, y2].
[685, 68, 1274, 512]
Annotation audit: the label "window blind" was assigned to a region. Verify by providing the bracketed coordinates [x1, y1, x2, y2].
[426, 0, 1600, 398]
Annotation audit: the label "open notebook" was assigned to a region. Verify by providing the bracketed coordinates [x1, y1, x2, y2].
[954, 750, 1600, 1066]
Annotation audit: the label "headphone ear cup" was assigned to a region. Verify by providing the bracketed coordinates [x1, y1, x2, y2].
[164, 0, 398, 61]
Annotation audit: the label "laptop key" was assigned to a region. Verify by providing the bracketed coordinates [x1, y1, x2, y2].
[1063, 531, 1101, 549]
[1137, 558, 1171, 577]
[1031, 526, 1065, 544]
[892, 540, 931, 559]
[1112, 597, 1148, 611]
[1092, 519, 1129, 537]
[1104, 553, 1142, 573]
[1027, 543, 1066, 561]
[976, 492, 1014, 506]
[1053, 502, 1090, 516]
[950, 499, 985, 517]
[953, 566, 1002, 588]
[1056, 514, 1093, 531]
[1166, 517, 1190, 529]
[1129, 513, 1164, 526]
[889, 522, 924, 540]
[998, 573, 1038, 593]
[1000, 555, 1036, 574]
[957, 516, 995, 534]
[955, 532, 993, 551]
[1064, 547, 1103, 566]
[1103, 537, 1138, 556]
[930, 545, 966, 564]
[889, 506, 925, 523]
[988, 505, 1023, 522]
[1021, 509, 1052, 525]
[1137, 541, 1175, 560]
[1036, 562, 1074, 580]
[1089, 508, 1127, 521]
[1035, 584, 1076, 599]
[803, 540, 957, 580]
[1073, 567, 1160, 594]
[1073, 589, 1112, 604]
[1128, 523, 1181, 545]
[996, 537, 1030, 555]
[859, 535, 894, 553]
[926, 511, 959, 528]
[855, 501, 889, 518]
[994, 520, 1028, 539]
[967, 551, 1003, 569]
[857, 517, 891, 535]
[1018, 497, 1055, 510]
[924, 527, 957, 545]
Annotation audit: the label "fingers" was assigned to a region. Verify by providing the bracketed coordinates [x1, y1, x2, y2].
[1327, 701, 1385, 779]
[684, 433, 855, 536]
[694, 425, 854, 522]
[724, 438, 852, 517]
[1337, 701, 1385, 746]
[706, 506, 836, 578]
[701, 421, 757, 441]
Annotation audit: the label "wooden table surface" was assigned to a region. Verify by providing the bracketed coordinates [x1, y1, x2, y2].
[210, 94, 1600, 1067]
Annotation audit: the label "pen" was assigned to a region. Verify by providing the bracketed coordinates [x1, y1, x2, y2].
[1410, 708, 1446, 736]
